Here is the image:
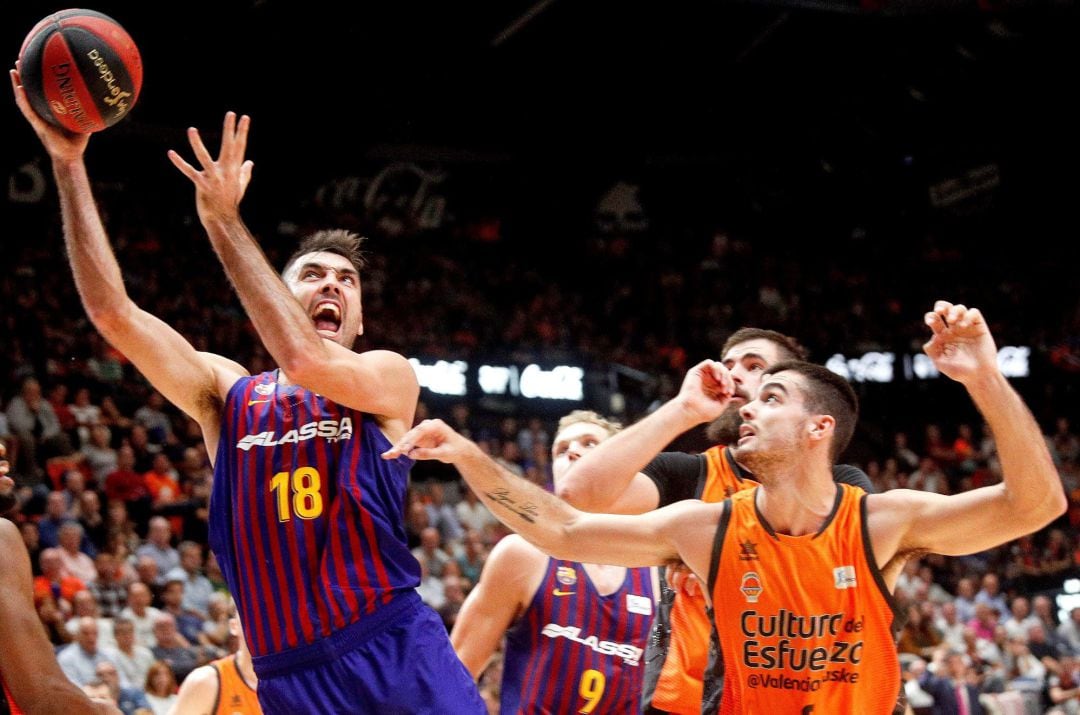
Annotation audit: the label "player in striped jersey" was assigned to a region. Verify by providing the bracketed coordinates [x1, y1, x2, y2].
[12, 86, 483, 714]
[386, 301, 1066, 714]
[450, 411, 657, 714]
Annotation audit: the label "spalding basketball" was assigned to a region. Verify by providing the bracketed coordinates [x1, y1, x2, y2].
[18, 9, 143, 133]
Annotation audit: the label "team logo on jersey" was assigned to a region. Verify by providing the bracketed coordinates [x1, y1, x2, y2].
[739, 539, 759, 561]
[740, 571, 763, 603]
[540, 624, 644, 666]
[626, 593, 652, 616]
[254, 383, 276, 396]
[236, 416, 353, 451]
[833, 565, 857, 589]
[556, 566, 578, 586]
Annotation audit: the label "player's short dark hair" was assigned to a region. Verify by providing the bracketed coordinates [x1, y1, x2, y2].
[282, 229, 367, 277]
[722, 328, 809, 362]
[764, 360, 858, 460]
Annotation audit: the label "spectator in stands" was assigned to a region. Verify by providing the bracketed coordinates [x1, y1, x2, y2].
[151, 612, 201, 683]
[34, 546, 85, 616]
[89, 550, 130, 618]
[120, 582, 162, 648]
[455, 483, 496, 536]
[105, 617, 155, 694]
[1003, 596, 1040, 641]
[82, 424, 119, 487]
[39, 489, 76, 547]
[917, 647, 986, 715]
[412, 525, 452, 578]
[159, 578, 203, 645]
[136, 517, 179, 577]
[58, 616, 117, 686]
[424, 481, 465, 545]
[58, 521, 98, 582]
[134, 391, 173, 446]
[954, 576, 979, 623]
[164, 541, 212, 620]
[67, 589, 117, 650]
[69, 387, 102, 447]
[143, 661, 178, 714]
[93, 660, 152, 715]
[6, 375, 64, 480]
[975, 573, 1010, 621]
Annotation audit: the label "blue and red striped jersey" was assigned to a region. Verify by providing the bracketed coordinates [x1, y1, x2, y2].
[501, 559, 655, 714]
[208, 372, 419, 658]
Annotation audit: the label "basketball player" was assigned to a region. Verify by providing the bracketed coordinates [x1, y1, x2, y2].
[558, 327, 873, 714]
[11, 75, 483, 714]
[385, 301, 1066, 713]
[169, 613, 260, 715]
[450, 410, 656, 714]
[1, 444, 120, 715]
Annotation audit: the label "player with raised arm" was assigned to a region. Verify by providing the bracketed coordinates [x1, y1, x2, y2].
[11, 69, 483, 714]
[385, 301, 1065, 713]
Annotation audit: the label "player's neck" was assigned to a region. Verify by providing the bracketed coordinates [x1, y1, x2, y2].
[754, 467, 836, 537]
[581, 562, 627, 596]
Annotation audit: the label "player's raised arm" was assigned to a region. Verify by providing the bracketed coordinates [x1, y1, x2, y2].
[384, 419, 717, 573]
[10, 70, 242, 435]
[168, 113, 417, 430]
[869, 302, 1066, 565]
[556, 360, 734, 514]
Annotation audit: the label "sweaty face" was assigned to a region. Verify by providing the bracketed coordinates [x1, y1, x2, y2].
[730, 371, 809, 479]
[285, 251, 364, 347]
[707, 339, 785, 445]
[551, 422, 610, 486]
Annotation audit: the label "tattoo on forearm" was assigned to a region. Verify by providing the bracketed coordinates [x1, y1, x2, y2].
[485, 488, 538, 523]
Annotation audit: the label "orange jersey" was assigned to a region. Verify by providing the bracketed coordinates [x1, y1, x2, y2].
[210, 654, 262, 715]
[649, 445, 754, 715]
[710, 485, 903, 714]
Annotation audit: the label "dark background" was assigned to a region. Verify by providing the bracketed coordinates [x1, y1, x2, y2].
[3, 0, 1079, 454]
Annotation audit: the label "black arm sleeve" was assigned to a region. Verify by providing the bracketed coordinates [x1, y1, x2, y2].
[832, 464, 875, 493]
[642, 452, 706, 508]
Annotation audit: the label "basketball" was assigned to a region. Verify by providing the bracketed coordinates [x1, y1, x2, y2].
[17, 9, 143, 133]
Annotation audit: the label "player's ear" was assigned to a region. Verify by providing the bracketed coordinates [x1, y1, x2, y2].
[808, 415, 834, 441]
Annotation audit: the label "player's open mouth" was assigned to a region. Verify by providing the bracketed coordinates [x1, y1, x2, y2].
[738, 424, 756, 444]
[312, 301, 342, 335]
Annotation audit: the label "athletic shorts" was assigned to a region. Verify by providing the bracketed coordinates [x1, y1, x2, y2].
[253, 591, 485, 714]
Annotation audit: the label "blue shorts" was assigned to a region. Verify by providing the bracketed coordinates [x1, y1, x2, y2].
[253, 591, 485, 714]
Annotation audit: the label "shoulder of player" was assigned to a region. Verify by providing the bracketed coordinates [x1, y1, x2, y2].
[486, 534, 549, 569]
[480, 536, 549, 595]
[172, 662, 220, 708]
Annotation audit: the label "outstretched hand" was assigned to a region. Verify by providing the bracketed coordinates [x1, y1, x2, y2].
[922, 301, 998, 385]
[167, 111, 254, 226]
[676, 359, 736, 424]
[382, 419, 469, 464]
[10, 67, 89, 162]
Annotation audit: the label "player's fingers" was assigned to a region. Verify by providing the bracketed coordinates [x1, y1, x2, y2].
[166, 150, 199, 180]
[946, 303, 967, 327]
[233, 114, 251, 159]
[188, 126, 216, 169]
[240, 160, 254, 193]
[924, 311, 945, 335]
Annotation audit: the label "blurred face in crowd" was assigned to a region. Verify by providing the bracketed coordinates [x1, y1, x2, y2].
[40, 548, 63, 577]
[128, 582, 152, 611]
[284, 251, 364, 348]
[76, 617, 99, 652]
[114, 620, 135, 651]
